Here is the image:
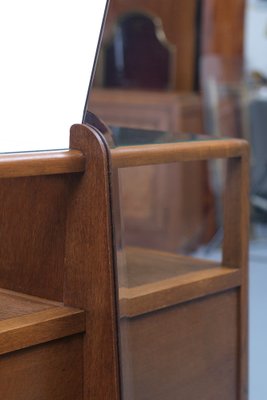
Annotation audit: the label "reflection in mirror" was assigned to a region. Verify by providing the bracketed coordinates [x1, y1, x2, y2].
[90, 0, 201, 92]
[0, 0, 108, 153]
[112, 156, 239, 399]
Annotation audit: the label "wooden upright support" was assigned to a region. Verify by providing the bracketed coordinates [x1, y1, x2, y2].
[0, 124, 249, 400]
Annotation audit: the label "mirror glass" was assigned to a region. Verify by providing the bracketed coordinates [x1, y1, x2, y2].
[0, 0, 108, 152]
[91, 0, 267, 398]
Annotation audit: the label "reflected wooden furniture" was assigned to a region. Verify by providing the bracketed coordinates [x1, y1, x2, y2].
[90, 88, 203, 134]
[103, 12, 175, 90]
[202, 0, 245, 61]
[89, 88, 214, 252]
[201, 55, 245, 138]
[110, 131, 249, 400]
[96, 0, 246, 92]
[0, 125, 249, 399]
[97, 0, 198, 91]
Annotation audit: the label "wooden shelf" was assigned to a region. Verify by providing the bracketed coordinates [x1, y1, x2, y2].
[0, 289, 85, 355]
[119, 247, 241, 317]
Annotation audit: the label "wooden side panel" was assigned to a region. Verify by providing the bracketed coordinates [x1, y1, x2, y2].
[120, 289, 239, 400]
[0, 334, 83, 400]
[64, 124, 120, 400]
[223, 151, 250, 400]
[0, 175, 72, 301]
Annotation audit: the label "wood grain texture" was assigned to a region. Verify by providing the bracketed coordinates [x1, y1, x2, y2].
[0, 306, 85, 355]
[0, 150, 85, 178]
[0, 288, 56, 321]
[0, 174, 72, 301]
[223, 148, 250, 399]
[118, 247, 241, 317]
[0, 122, 248, 398]
[64, 124, 121, 400]
[111, 138, 248, 168]
[120, 289, 239, 400]
[0, 335, 83, 400]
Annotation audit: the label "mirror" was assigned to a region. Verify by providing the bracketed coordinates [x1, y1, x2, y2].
[0, 0, 109, 153]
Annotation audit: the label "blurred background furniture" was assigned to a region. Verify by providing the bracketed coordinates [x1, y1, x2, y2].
[107, 128, 249, 400]
[89, 89, 215, 253]
[89, 0, 213, 253]
[103, 11, 175, 90]
[201, 55, 244, 138]
[88, 0, 247, 253]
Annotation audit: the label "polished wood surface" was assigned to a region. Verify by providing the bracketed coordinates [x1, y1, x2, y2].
[0, 295, 85, 355]
[111, 134, 249, 399]
[0, 288, 57, 320]
[0, 123, 248, 399]
[0, 124, 120, 399]
[0, 175, 71, 300]
[64, 124, 121, 400]
[119, 247, 241, 318]
[0, 150, 85, 178]
[111, 137, 248, 167]
[0, 335, 83, 400]
[120, 289, 239, 400]
[223, 149, 250, 399]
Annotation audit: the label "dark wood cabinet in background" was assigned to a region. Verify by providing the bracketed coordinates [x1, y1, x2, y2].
[95, 0, 245, 92]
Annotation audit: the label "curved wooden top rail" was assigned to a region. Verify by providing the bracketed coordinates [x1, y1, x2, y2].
[110, 138, 249, 168]
[0, 150, 85, 178]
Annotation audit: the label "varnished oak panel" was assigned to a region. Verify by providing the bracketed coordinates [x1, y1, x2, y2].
[118, 247, 241, 317]
[0, 289, 55, 320]
[0, 289, 85, 355]
[0, 175, 72, 301]
[64, 124, 121, 400]
[0, 124, 248, 399]
[111, 138, 248, 168]
[0, 307, 85, 356]
[0, 335, 83, 400]
[0, 150, 85, 178]
[223, 150, 250, 399]
[120, 289, 239, 400]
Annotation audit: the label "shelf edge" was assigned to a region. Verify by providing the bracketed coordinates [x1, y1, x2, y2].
[0, 307, 85, 355]
[119, 268, 242, 318]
